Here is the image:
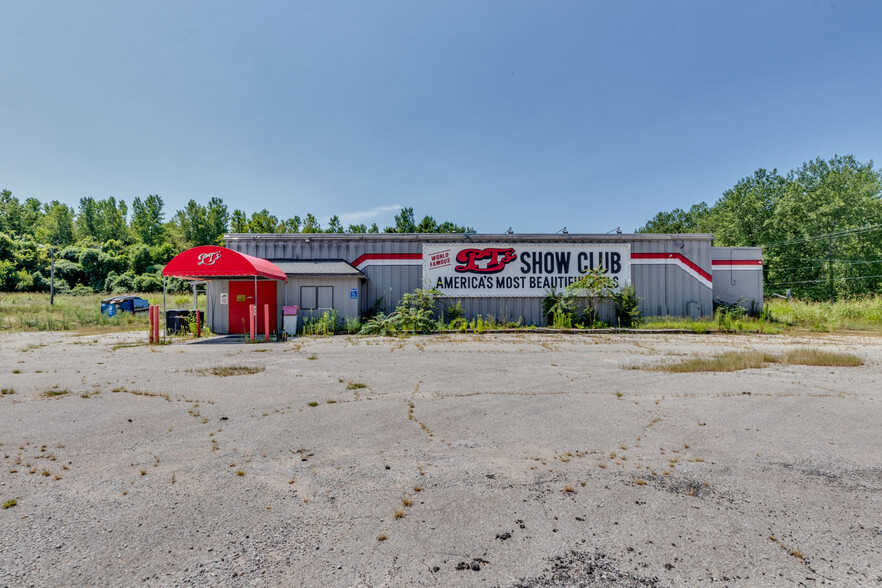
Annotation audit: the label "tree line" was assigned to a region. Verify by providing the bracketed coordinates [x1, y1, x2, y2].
[637, 155, 882, 301]
[0, 192, 472, 294]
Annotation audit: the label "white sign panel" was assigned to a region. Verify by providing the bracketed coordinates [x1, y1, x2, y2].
[424, 242, 631, 297]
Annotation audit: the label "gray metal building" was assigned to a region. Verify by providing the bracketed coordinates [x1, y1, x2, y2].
[200, 233, 762, 334]
[710, 246, 764, 311]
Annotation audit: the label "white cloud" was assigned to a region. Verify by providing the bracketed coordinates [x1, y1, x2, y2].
[339, 204, 402, 226]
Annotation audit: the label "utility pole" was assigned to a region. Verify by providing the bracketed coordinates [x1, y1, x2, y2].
[49, 246, 55, 305]
[827, 236, 834, 303]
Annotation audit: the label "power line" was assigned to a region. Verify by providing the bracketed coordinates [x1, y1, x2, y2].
[767, 259, 882, 272]
[761, 224, 882, 248]
[772, 256, 882, 262]
[766, 273, 882, 286]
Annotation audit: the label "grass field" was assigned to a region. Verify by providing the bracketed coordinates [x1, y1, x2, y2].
[0, 292, 204, 333]
[640, 296, 882, 334]
[3, 292, 881, 334]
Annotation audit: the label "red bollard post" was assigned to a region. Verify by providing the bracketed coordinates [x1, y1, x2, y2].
[196, 310, 201, 338]
[249, 304, 256, 341]
[264, 304, 269, 342]
[148, 305, 154, 343]
[153, 306, 160, 343]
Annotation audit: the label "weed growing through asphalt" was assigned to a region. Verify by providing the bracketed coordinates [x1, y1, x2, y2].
[41, 388, 69, 397]
[345, 381, 366, 390]
[563, 484, 574, 493]
[1, 388, 15, 395]
[139, 468, 147, 476]
[2, 499, 16, 509]
[307, 354, 318, 360]
[236, 470, 245, 476]
[657, 351, 773, 373]
[393, 508, 405, 519]
[647, 348, 864, 373]
[307, 401, 319, 407]
[377, 534, 387, 541]
[782, 348, 863, 366]
[192, 366, 265, 377]
[401, 497, 413, 507]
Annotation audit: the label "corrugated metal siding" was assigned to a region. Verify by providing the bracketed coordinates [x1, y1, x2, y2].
[215, 234, 715, 329]
[282, 276, 362, 323]
[712, 247, 764, 311]
[631, 239, 713, 318]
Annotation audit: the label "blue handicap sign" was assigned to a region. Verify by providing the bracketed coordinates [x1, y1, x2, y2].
[107, 305, 116, 317]
[350, 288, 358, 300]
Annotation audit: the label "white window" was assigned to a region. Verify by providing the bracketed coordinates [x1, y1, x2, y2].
[300, 286, 333, 310]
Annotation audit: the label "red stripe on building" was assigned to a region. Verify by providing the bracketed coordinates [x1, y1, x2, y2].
[352, 253, 423, 267]
[630, 252, 713, 282]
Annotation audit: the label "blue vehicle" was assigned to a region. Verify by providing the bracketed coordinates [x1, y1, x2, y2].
[101, 295, 150, 316]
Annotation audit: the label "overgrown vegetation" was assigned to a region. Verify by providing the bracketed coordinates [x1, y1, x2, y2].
[193, 365, 265, 377]
[639, 296, 882, 334]
[541, 268, 640, 328]
[639, 155, 882, 300]
[359, 287, 442, 335]
[0, 189, 471, 296]
[651, 348, 863, 372]
[301, 310, 339, 336]
[0, 291, 203, 332]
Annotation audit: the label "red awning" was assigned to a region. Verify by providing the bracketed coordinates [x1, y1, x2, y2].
[162, 246, 287, 282]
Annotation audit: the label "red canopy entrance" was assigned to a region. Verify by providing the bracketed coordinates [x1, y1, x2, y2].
[162, 246, 287, 282]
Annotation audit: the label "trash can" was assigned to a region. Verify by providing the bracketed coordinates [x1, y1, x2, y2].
[165, 310, 204, 335]
[282, 305, 299, 337]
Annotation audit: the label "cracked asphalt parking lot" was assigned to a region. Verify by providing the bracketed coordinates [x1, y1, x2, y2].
[1, 330, 880, 586]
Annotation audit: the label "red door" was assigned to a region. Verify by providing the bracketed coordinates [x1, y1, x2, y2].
[229, 281, 277, 335]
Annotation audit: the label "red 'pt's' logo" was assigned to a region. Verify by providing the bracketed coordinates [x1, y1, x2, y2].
[196, 251, 222, 266]
[455, 248, 517, 274]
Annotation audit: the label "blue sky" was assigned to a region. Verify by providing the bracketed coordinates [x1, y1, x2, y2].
[2, 1, 880, 233]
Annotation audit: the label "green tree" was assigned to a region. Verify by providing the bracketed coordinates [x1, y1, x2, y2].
[636, 202, 715, 234]
[301, 213, 321, 233]
[347, 223, 367, 233]
[97, 197, 129, 242]
[713, 169, 784, 246]
[326, 215, 344, 233]
[35, 201, 76, 246]
[0, 232, 14, 261]
[0, 191, 43, 238]
[280, 216, 301, 233]
[247, 209, 279, 233]
[768, 155, 882, 299]
[175, 198, 228, 246]
[437, 220, 473, 233]
[128, 244, 153, 274]
[416, 215, 438, 233]
[76, 197, 101, 242]
[230, 209, 248, 233]
[386, 207, 416, 233]
[131, 195, 165, 245]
